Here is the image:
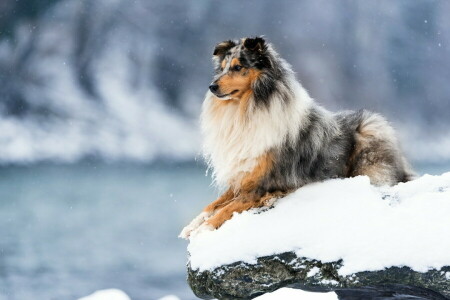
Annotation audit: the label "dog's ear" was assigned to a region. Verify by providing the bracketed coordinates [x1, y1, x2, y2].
[243, 37, 266, 53]
[213, 40, 236, 57]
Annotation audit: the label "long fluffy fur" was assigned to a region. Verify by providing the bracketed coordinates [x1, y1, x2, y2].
[201, 77, 312, 189]
[180, 37, 414, 238]
[203, 39, 412, 190]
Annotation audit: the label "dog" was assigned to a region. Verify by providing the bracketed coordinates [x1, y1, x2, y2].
[180, 37, 413, 239]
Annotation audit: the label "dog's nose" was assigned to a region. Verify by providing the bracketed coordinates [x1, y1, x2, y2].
[209, 84, 219, 93]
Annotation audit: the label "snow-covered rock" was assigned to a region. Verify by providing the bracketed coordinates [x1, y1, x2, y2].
[186, 173, 450, 299]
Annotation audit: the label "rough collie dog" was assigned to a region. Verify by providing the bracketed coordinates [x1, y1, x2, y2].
[180, 37, 413, 239]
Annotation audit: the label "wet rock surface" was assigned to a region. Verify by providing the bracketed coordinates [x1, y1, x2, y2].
[187, 252, 450, 300]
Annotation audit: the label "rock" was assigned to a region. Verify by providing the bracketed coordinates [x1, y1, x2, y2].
[187, 252, 450, 300]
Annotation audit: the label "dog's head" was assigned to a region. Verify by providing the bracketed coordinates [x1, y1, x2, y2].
[209, 37, 278, 102]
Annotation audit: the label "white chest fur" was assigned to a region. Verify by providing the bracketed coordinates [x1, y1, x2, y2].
[201, 82, 311, 188]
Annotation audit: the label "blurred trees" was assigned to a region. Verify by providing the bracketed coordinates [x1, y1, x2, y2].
[0, 0, 61, 38]
[0, 0, 449, 162]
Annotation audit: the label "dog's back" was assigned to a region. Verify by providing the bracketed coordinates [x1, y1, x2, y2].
[256, 108, 413, 196]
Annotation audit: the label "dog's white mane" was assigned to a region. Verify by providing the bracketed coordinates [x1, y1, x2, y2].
[201, 74, 313, 188]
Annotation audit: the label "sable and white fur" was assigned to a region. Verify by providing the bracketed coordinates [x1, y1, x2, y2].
[201, 76, 312, 189]
[180, 37, 413, 239]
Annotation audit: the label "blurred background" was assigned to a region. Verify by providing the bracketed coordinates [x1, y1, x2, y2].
[0, 0, 449, 299]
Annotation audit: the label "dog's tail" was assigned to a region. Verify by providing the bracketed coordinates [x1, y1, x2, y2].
[355, 110, 416, 183]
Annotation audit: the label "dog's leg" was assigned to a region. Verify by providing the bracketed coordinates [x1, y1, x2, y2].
[200, 190, 288, 231]
[179, 188, 234, 239]
[185, 153, 277, 236]
[198, 153, 277, 231]
[203, 188, 235, 212]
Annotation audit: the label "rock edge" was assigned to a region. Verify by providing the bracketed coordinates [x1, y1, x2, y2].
[187, 252, 450, 300]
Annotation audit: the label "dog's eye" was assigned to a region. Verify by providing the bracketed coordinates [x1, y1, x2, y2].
[233, 65, 242, 71]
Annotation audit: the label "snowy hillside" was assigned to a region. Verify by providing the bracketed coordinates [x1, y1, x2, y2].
[188, 173, 450, 275]
[1, 0, 450, 164]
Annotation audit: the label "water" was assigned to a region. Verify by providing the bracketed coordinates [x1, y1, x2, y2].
[0, 163, 216, 300]
[0, 162, 447, 300]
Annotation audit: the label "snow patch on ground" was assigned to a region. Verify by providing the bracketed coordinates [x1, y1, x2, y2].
[307, 266, 321, 277]
[77, 288, 334, 300]
[254, 288, 338, 300]
[157, 295, 181, 300]
[78, 290, 181, 300]
[78, 289, 131, 300]
[188, 173, 450, 275]
[445, 272, 450, 280]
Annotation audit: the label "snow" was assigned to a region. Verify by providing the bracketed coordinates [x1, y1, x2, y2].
[188, 173, 450, 276]
[77, 288, 334, 300]
[307, 266, 321, 277]
[78, 290, 180, 300]
[254, 288, 337, 300]
[77, 289, 131, 300]
[157, 296, 181, 300]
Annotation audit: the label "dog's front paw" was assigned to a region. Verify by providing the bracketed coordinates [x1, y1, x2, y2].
[179, 211, 212, 239]
[263, 196, 277, 207]
[190, 222, 215, 238]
